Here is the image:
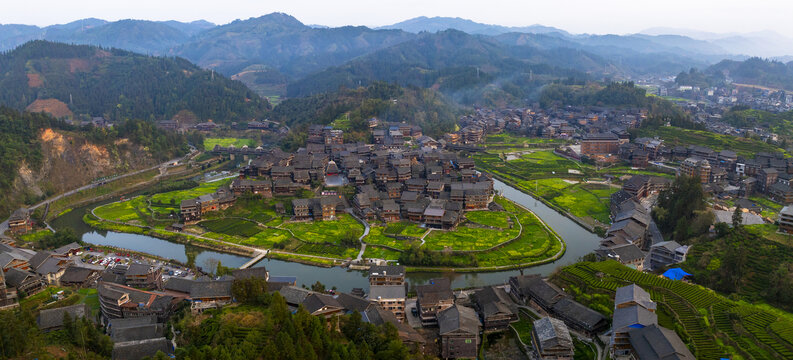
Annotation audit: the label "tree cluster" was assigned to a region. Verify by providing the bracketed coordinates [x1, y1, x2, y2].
[398, 243, 478, 267]
[172, 293, 418, 360]
[684, 228, 793, 311]
[0, 307, 111, 359]
[652, 175, 713, 243]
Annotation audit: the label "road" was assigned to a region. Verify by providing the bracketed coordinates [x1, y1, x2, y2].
[346, 209, 370, 261]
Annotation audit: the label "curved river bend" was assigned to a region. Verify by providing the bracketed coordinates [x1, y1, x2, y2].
[53, 179, 600, 292]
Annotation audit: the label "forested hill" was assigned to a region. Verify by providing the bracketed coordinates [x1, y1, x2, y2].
[286, 29, 596, 107]
[709, 57, 793, 90]
[0, 106, 197, 218]
[0, 41, 270, 123]
[172, 13, 416, 78]
[272, 82, 460, 150]
[677, 57, 793, 91]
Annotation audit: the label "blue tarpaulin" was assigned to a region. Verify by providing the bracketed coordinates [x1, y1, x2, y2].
[662, 268, 692, 281]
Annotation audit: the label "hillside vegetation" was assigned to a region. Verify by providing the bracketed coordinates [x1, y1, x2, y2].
[0, 41, 270, 123]
[287, 30, 598, 106]
[272, 82, 460, 149]
[0, 107, 194, 218]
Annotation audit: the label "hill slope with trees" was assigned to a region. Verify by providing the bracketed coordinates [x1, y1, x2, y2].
[0, 41, 270, 123]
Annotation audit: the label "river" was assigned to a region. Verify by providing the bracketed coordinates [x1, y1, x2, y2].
[51, 179, 600, 292]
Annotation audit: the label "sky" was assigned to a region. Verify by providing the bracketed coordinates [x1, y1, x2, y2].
[3, 0, 793, 37]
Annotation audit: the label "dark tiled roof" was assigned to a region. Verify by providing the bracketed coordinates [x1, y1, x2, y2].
[302, 293, 343, 314]
[369, 285, 406, 300]
[368, 265, 405, 277]
[615, 284, 656, 312]
[163, 277, 194, 294]
[417, 278, 453, 304]
[278, 286, 313, 306]
[613, 304, 657, 330]
[552, 298, 608, 330]
[109, 316, 158, 330]
[608, 243, 646, 263]
[438, 305, 481, 336]
[189, 280, 232, 299]
[111, 323, 164, 343]
[29, 251, 53, 270]
[60, 266, 97, 284]
[231, 267, 269, 280]
[53, 242, 82, 255]
[628, 324, 695, 360]
[4, 267, 36, 288]
[37, 304, 90, 330]
[35, 257, 64, 276]
[112, 338, 170, 360]
[336, 292, 374, 313]
[473, 286, 514, 318]
[125, 263, 153, 276]
[519, 276, 567, 307]
[533, 317, 573, 352]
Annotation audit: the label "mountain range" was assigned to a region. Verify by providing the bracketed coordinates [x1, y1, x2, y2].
[376, 16, 569, 36]
[0, 13, 789, 105]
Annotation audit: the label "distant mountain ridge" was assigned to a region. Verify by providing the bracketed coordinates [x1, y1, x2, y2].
[376, 16, 568, 36]
[0, 18, 216, 53]
[640, 27, 793, 58]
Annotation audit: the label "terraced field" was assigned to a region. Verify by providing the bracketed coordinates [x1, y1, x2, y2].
[555, 261, 793, 359]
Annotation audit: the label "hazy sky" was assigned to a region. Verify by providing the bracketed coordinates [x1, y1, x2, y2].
[4, 0, 792, 37]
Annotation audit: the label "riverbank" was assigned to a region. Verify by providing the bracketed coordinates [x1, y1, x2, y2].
[83, 213, 255, 258]
[484, 171, 599, 233]
[84, 190, 567, 272]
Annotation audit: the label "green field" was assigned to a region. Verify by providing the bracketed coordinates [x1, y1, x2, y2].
[471, 197, 563, 267]
[423, 224, 519, 251]
[93, 196, 151, 224]
[362, 246, 402, 261]
[555, 260, 793, 359]
[510, 312, 536, 345]
[199, 218, 262, 238]
[294, 242, 359, 259]
[365, 226, 417, 250]
[150, 179, 232, 210]
[465, 211, 510, 228]
[203, 137, 255, 151]
[16, 229, 53, 242]
[382, 222, 427, 238]
[245, 228, 293, 247]
[636, 126, 786, 158]
[283, 214, 364, 244]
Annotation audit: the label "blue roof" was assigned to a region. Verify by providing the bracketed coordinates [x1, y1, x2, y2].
[662, 268, 692, 281]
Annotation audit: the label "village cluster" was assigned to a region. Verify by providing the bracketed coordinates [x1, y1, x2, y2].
[196, 122, 496, 230]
